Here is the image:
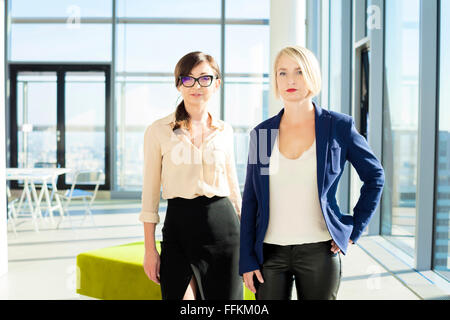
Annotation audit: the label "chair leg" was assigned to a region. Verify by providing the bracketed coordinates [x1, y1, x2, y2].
[58, 209, 74, 231]
[81, 197, 96, 227]
[7, 204, 18, 237]
[57, 201, 74, 231]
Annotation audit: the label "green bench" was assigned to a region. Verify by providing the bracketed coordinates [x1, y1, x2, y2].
[76, 241, 255, 300]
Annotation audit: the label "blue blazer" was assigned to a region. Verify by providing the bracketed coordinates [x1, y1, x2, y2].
[239, 103, 385, 275]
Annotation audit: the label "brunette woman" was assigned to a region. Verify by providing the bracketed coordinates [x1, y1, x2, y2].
[140, 51, 243, 300]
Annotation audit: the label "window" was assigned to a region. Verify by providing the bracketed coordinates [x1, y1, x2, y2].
[116, 24, 221, 73]
[10, 0, 112, 17]
[117, 0, 220, 18]
[9, 1, 112, 62]
[65, 72, 106, 184]
[11, 24, 112, 62]
[16, 72, 57, 168]
[225, 0, 270, 19]
[329, 0, 342, 112]
[433, 0, 450, 281]
[223, 23, 270, 188]
[381, 0, 420, 257]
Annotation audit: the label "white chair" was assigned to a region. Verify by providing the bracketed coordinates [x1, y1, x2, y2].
[56, 169, 104, 229]
[7, 186, 18, 236]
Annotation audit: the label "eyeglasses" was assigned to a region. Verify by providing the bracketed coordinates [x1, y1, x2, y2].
[178, 75, 218, 87]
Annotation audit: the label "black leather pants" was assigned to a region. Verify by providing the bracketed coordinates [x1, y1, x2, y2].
[255, 240, 342, 300]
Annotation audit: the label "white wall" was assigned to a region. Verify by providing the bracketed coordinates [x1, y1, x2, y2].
[0, 0, 8, 277]
[269, 0, 306, 117]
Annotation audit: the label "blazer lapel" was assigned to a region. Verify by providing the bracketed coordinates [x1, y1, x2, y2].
[314, 102, 331, 199]
[258, 105, 329, 214]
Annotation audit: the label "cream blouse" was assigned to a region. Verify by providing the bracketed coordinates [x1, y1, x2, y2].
[138, 111, 242, 224]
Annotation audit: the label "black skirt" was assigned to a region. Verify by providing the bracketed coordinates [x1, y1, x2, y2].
[159, 195, 243, 300]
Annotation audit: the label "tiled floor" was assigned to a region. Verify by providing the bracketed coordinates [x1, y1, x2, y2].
[0, 199, 448, 300]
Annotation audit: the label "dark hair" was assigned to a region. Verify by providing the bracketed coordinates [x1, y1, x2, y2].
[173, 51, 221, 131]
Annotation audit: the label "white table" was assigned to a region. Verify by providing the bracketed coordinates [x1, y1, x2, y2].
[6, 168, 73, 232]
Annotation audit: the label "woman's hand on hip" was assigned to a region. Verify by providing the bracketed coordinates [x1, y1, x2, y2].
[143, 249, 161, 285]
[243, 269, 264, 294]
[330, 239, 354, 254]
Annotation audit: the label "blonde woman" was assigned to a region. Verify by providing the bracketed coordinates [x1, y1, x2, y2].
[239, 45, 384, 300]
[140, 51, 242, 300]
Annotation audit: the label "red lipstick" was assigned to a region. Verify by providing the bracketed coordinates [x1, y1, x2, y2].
[286, 89, 297, 93]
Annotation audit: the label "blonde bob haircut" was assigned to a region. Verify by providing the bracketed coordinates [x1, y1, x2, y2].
[273, 45, 322, 99]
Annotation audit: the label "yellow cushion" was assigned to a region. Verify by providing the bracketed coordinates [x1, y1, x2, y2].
[76, 241, 255, 300]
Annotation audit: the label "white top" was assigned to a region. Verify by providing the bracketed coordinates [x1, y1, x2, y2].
[264, 135, 332, 245]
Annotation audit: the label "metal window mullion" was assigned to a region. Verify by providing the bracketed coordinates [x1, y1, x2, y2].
[415, 0, 438, 271]
[56, 70, 65, 189]
[220, 0, 225, 120]
[306, 0, 321, 62]
[5, 0, 12, 169]
[321, 0, 329, 108]
[10, 17, 269, 25]
[110, 0, 117, 191]
[367, 0, 385, 236]
[338, 0, 352, 216]
[22, 81, 28, 167]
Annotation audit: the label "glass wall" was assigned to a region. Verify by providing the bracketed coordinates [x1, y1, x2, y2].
[16, 72, 57, 168]
[7, 0, 270, 192]
[10, 1, 112, 62]
[223, 1, 270, 187]
[310, 0, 449, 275]
[434, 0, 450, 281]
[381, 0, 420, 257]
[328, 0, 342, 113]
[116, 0, 220, 18]
[65, 72, 106, 184]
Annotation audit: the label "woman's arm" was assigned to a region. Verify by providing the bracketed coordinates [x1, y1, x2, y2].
[143, 222, 160, 284]
[225, 124, 242, 218]
[143, 222, 158, 252]
[239, 129, 261, 275]
[139, 124, 162, 224]
[345, 118, 385, 243]
[240, 128, 266, 292]
[139, 124, 163, 284]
